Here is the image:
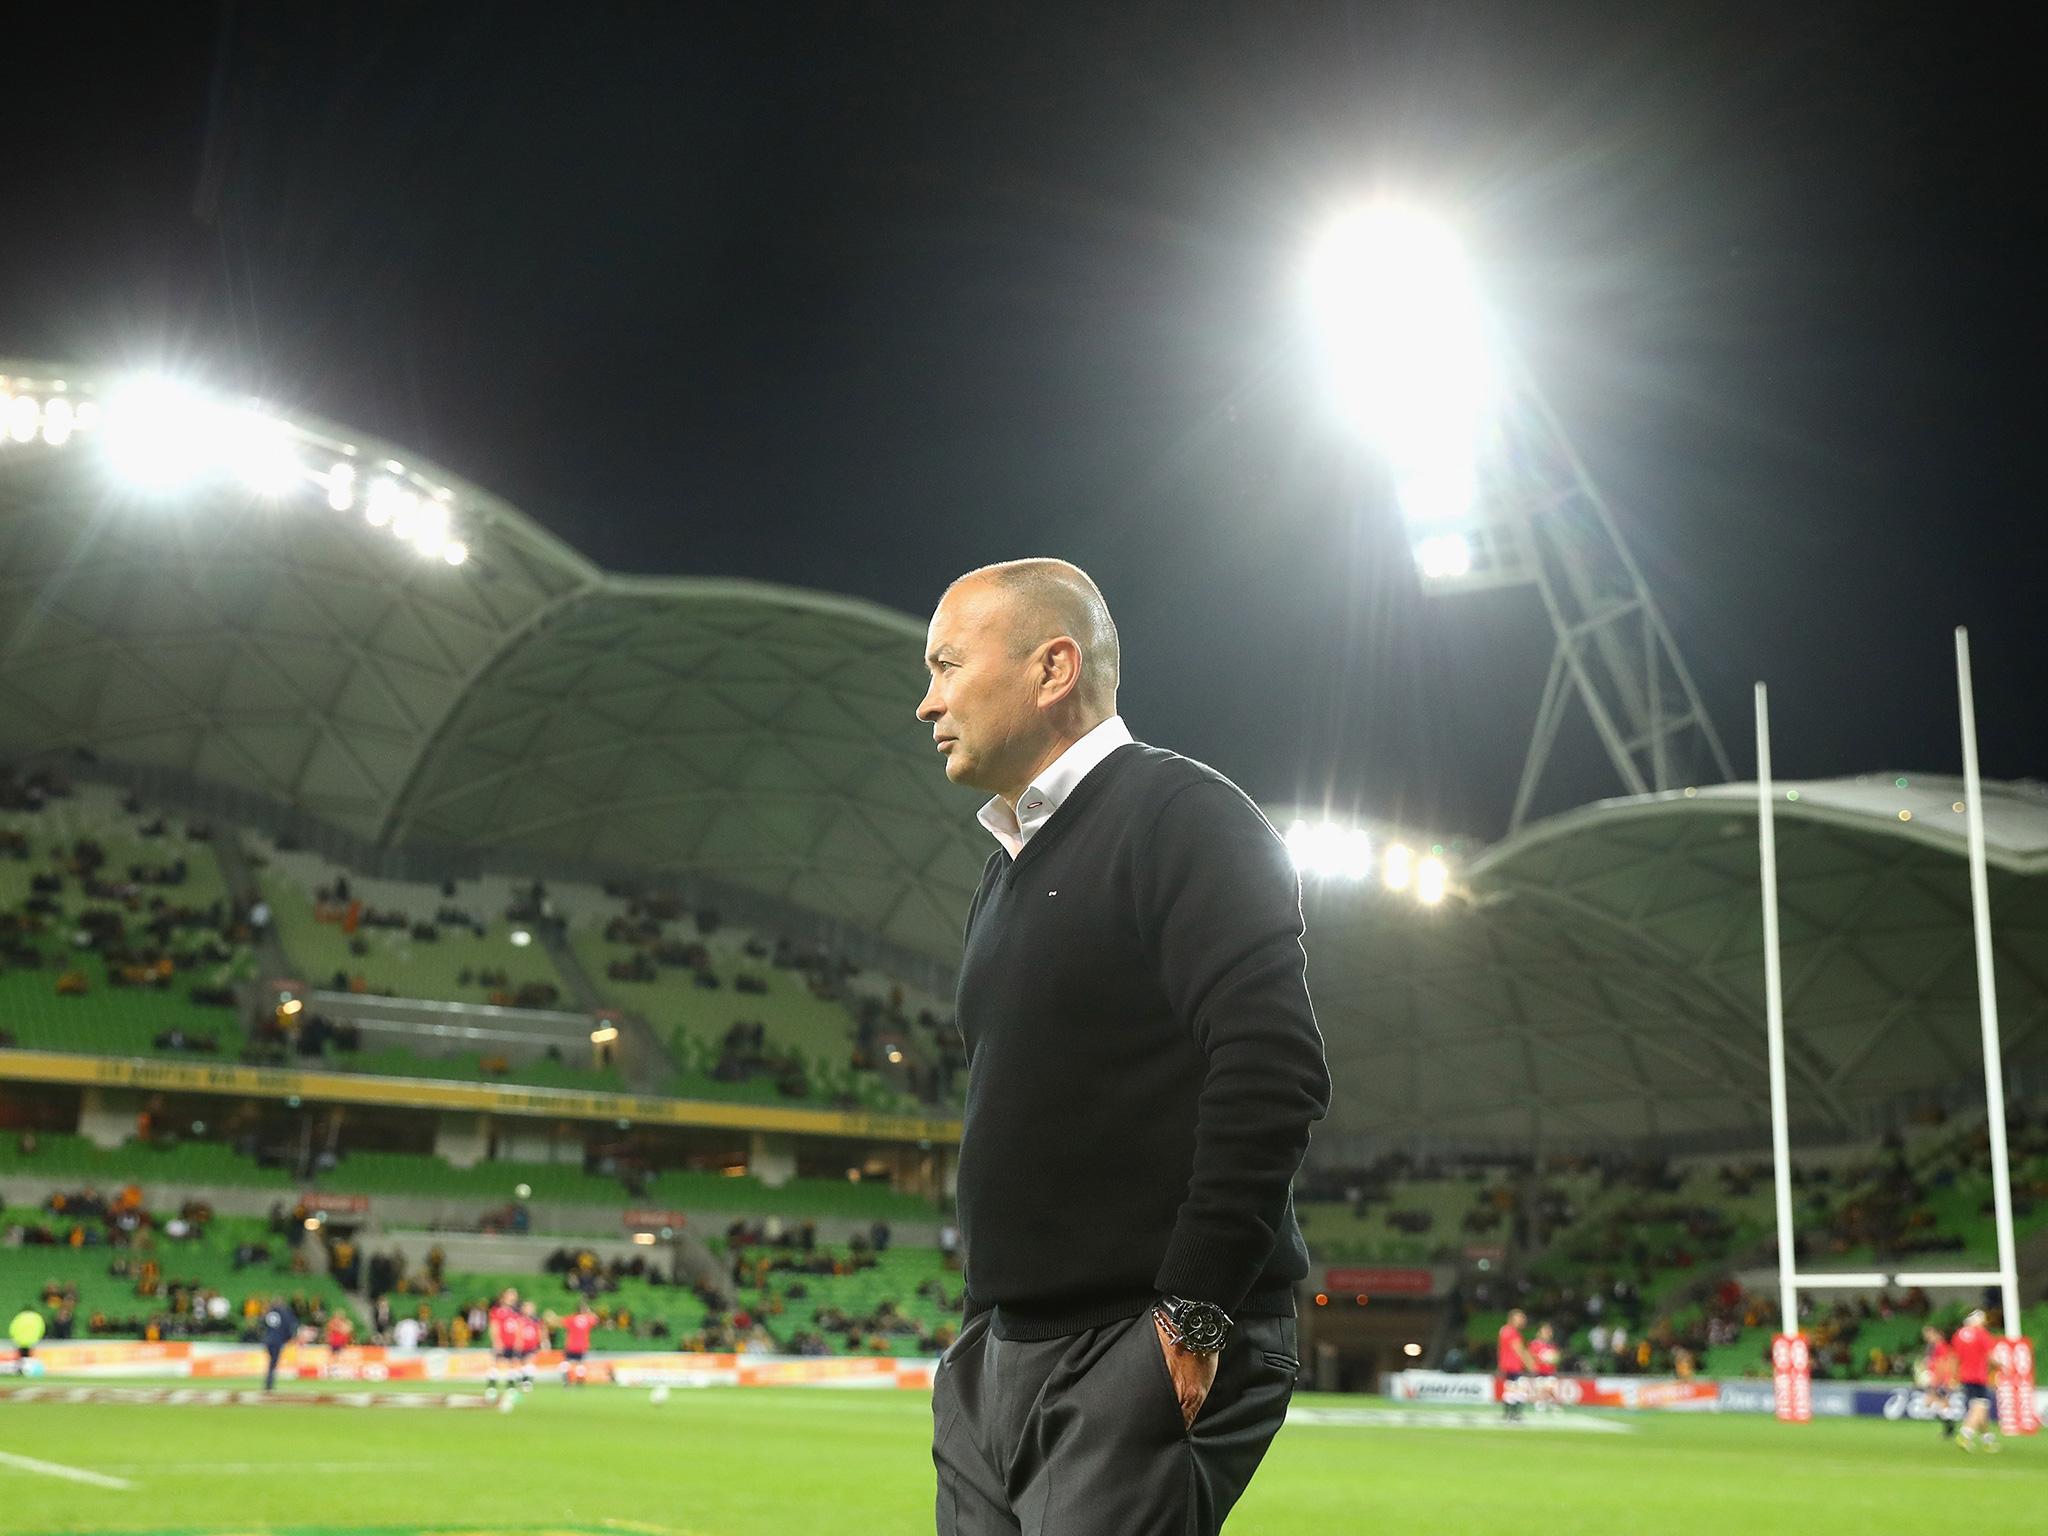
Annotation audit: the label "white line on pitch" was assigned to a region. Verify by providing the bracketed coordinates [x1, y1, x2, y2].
[103, 1460, 431, 1475]
[0, 1449, 137, 1489]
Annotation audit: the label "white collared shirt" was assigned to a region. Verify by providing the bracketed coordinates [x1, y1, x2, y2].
[976, 715, 1134, 859]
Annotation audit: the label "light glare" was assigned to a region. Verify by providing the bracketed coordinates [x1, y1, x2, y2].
[326, 461, 357, 512]
[1415, 533, 1473, 580]
[1306, 205, 1492, 461]
[1383, 843, 1414, 891]
[40, 397, 74, 446]
[1416, 855, 1448, 905]
[102, 378, 220, 489]
[224, 411, 303, 497]
[6, 393, 40, 444]
[1286, 818, 1373, 881]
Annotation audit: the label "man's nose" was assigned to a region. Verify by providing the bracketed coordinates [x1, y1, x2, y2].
[916, 684, 941, 723]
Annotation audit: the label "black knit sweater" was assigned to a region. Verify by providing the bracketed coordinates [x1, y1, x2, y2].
[952, 742, 1331, 1341]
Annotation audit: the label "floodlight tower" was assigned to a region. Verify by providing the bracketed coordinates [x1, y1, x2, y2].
[1307, 206, 1732, 830]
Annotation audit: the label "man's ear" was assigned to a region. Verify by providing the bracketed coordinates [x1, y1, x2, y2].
[1038, 637, 1082, 704]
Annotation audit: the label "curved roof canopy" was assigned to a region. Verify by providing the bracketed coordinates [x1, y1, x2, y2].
[0, 361, 988, 960]
[7, 361, 2044, 1147]
[1306, 775, 2048, 1147]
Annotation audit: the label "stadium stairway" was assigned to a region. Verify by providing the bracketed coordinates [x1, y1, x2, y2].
[539, 923, 677, 1094]
[211, 832, 295, 981]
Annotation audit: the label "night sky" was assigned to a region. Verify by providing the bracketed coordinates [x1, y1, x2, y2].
[5, 2, 2042, 844]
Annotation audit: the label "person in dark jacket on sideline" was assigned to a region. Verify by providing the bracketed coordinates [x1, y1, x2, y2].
[918, 559, 1331, 1535]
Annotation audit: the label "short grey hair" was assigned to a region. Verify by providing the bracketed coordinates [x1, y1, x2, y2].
[951, 558, 1119, 709]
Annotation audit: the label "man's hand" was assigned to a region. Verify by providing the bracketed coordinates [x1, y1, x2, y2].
[1154, 1312, 1219, 1432]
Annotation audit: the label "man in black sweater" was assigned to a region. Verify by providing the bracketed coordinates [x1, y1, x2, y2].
[919, 558, 1330, 1535]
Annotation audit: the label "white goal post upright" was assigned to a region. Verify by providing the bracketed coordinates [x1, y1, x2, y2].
[1754, 683, 1800, 1339]
[1756, 633, 2023, 1342]
[1956, 627, 2024, 1338]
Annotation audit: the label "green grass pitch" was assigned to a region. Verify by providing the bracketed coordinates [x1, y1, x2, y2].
[1, 1379, 2041, 1535]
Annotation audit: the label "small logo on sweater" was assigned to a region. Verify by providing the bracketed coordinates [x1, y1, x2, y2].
[1046, 890, 1057, 897]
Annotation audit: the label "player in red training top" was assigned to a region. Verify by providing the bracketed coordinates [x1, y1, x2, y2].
[485, 1286, 520, 1405]
[1919, 1323, 1959, 1439]
[516, 1300, 545, 1393]
[324, 1309, 354, 1380]
[555, 1299, 597, 1387]
[1530, 1321, 1562, 1410]
[1498, 1308, 1536, 1420]
[1950, 1309, 2001, 1453]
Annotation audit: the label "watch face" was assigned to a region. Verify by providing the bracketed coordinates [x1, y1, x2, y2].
[1175, 1302, 1230, 1352]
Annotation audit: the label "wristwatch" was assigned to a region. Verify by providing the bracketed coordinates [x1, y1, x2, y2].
[1154, 1295, 1232, 1355]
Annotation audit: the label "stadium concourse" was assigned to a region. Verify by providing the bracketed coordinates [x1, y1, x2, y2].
[2, 367, 2047, 1420]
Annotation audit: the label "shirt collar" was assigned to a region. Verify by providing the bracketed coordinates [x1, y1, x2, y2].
[976, 715, 1134, 859]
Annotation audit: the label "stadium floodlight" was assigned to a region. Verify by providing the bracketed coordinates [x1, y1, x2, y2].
[1303, 206, 1733, 831]
[1305, 204, 1492, 459]
[7, 390, 44, 443]
[442, 539, 469, 567]
[1285, 818, 1373, 881]
[1416, 855, 1448, 905]
[325, 460, 357, 512]
[364, 477, 410, 528]
[101, 376, 221, 490]
[409, 498, 451, 558]
[39, 395, 74, 446]
[1414, 533, 1472, 581]
[1382, 842, 1414, 892]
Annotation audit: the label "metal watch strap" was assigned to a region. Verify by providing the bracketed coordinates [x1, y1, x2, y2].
[1155, 1295, 1232, 1355]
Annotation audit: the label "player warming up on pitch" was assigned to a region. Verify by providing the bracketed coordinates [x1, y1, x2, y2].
[918, 559, 1330, 1536]
[555, 1299, 597, 1386]
[1497, 1308, 1536, 1420]
[1950, 1309, 2001, 1453]
[486, 1287, 520, 1406]
[517, 1300, 545, 1392]
[1919, 1323, 1959, 1439]
[1530, 1320, 1562, 1411]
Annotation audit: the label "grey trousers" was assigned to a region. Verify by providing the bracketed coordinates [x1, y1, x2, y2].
[932, 1309, 1299, 1536]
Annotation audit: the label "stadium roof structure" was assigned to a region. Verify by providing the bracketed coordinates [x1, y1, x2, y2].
[1304, 774, 2048, 1148]
[7, 360, 2045, 1151]
[0, 361, 990, 962]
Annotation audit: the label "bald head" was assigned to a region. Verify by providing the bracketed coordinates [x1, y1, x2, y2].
[947, 558, 1119, 714]
[918, 558, 1121, 802]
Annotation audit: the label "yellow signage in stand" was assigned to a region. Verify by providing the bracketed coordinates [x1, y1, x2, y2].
[0, 1048, 960, 1146]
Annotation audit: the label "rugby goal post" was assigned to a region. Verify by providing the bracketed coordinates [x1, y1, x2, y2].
[1754, 631, 2027, 1402]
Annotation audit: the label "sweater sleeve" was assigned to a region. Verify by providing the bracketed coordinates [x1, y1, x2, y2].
[1138, 779, 1331, 1312]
